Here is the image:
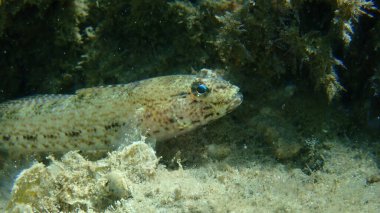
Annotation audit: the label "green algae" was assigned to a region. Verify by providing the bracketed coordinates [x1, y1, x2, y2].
[0, 0, 377, 102]
[0, 0, 87, 101]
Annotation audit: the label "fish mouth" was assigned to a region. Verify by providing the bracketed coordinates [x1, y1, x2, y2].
[227, 92, 243, 112]
[233, 92, 243, 106]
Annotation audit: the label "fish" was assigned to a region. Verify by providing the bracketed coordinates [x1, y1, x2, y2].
[0, 69, 242, 153]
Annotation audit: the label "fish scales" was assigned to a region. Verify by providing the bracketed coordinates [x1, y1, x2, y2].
[0, 72, 242, 153]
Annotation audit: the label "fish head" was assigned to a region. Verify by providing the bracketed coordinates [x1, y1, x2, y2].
[138, 74, 242, 140]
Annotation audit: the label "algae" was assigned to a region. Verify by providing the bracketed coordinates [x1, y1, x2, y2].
[6, 139, 158, 212]
[0, 0, 87, 100]
[5, 137, 380, 212]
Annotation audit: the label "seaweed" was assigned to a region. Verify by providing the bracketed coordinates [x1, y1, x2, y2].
[0, 0, 87, 101]
[7, 141, 158, 212]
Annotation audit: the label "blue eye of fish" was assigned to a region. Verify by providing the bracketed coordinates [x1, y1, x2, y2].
[197, 84, 208, 94]
[191, 81, 210, 96]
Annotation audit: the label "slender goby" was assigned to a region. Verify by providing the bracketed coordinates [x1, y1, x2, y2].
[0, 69, 242, 153]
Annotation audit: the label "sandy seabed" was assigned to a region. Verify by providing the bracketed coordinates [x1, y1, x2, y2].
[0, 137, 379, 213]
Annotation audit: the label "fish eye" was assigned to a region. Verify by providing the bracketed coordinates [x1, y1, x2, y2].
[191, 81, 210, 97]
[197, 84, 208, 94]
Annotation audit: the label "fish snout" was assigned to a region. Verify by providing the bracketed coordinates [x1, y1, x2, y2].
[226, 90, 243, 113]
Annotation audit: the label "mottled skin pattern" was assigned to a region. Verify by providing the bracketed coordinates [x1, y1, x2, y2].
[0, 73, 242, 153]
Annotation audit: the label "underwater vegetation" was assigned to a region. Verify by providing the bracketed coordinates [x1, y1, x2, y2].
[6, 139, 379, 212]
[0, 0, 87, 98]
[0, 0, 377, 101]
[6, 141, 159, 211]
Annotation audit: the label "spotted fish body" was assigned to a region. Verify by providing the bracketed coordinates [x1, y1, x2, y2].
[0, 71, 242, 153]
